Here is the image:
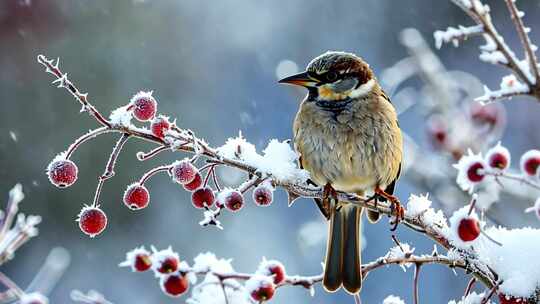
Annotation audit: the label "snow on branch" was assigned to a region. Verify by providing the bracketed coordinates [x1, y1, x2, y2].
[37, 55, 540, 303]
[435, 0, 540, 103]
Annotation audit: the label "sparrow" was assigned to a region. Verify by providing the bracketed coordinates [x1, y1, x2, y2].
[279, 51, 403, 294]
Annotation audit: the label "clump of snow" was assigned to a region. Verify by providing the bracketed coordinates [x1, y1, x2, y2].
[500, 75, 528, 93]
[434, 25, 484, 49]
[383, 295, 406, 304]
[475, 226, 540, 298]
[109, 105, 133, 127]
[448, 291, 487, 304]
[405, 193, 432, 217]
[192, 252, 233, 274]
[217, 135, 309, 183]
[186, 280, 249, 304]
[199, 209, 223, 230]
[8, 183, 24, 206]
[445, 206, 481, 249]
[479, 50, 508, 65]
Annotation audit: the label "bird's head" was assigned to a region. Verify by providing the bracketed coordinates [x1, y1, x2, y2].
[279, 51, 376, 102]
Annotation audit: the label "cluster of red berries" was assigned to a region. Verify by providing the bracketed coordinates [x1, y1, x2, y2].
[456, 144, 510, 188]
[119, 247, 189, 297]
[426, 102, 505, 153]
[126, 91, 172, 139]
[121, 247, 287, 301]
[47, 90, 277, 237]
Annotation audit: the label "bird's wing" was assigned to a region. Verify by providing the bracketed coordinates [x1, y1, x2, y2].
[299, 156, 331, 220]
[385, 162, 401, 196]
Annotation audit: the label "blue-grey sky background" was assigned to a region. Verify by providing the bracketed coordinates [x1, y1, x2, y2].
[2, 0, 540, 303]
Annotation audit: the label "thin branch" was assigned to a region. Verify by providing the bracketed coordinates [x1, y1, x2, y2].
[36, 55, 111, 128]
[504, 0, 540, 83]
[464, 277, 477, 297]
[65, 127, 111, 159]
[0, 272, 23, 298]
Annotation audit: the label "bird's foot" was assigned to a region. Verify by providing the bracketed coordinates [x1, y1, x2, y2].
[374, 187, 404, 231]
[322, 183, 338, 215]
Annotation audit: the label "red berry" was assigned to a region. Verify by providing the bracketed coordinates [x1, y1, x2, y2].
[47, 159, 78, 188]
[172, 160, 198, 184]
[157, 257, 179, 274]
[191, 187, 215, 209]
[426, 115, 448, 149]
[269, 265, 286, 285]
[457, 218, 480, 242]
[498, 294, 525, 304]
[151, 116, 171, 139]
[183, 172, 202, 191]
[130, 91, 157, 121]
[151, 248, 180, 274]
[466, 162, 485, 183]
[221, 190, 244, 212]
[487, 152, 509, 170]
[123, 183, 150, 210]
[134, 253, 152, 272]
[250, 284, 275, 302]
[470, 102, 504, 126]
[160, 273, 189, 297]
[253, 185, 273, 206]
[521, 150, 540, 176]
[77, 206, 107, 237]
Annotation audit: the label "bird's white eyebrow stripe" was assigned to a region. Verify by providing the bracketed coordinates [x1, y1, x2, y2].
[348, 79, 375, 98]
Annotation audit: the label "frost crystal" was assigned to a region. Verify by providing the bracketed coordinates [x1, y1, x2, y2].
[109, 105, 133, 127]
[383, 295, 406, 304]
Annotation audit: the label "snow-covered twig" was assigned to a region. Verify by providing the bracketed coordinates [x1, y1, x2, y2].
[436, 0, 540, 102]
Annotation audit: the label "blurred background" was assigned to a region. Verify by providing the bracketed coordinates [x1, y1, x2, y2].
[1, 0, 540, 303]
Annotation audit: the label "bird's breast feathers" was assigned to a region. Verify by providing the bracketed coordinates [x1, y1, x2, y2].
[294, 93, 402, 193]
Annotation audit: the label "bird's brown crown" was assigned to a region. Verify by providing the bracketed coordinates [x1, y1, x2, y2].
[306, 51, 373, 87]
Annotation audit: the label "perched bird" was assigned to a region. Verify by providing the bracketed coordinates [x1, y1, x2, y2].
[279, 51, 403, 294]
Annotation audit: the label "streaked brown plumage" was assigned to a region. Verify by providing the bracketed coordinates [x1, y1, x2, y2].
[279, 51, 403, 294]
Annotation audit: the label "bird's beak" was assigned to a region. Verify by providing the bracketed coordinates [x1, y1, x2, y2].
[278, 71, 319, 87]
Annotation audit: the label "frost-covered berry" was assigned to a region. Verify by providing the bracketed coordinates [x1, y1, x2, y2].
[183, 172, 202, 191]
[246, 276, 275, 302]
[520, 150, 540, 176]
[130, 91, 157, 121]
[47, 158, 78, 188]
[257, 259, 286, 285]
[457, 218, 480, 242]
[151, 247, 179, 274]
[485, 143, 510, 171]
[20, 293, 48, 304]
[123, 183, 150, 210]
[466, 162, 485, 182]
[119, 246, 152, 272]
[426, 115, 448, 148]
[160, 273, 189, 297]
[470, 101, 504, 126]
[454, 150, 486, 193]
[252, 184, 274, 206]
[218, 189, 244, 212]
[191, 187, 215, 209]
[498, 294, 525, 304]
[77, 205, 107, 237]
[151, 115, 171, 139]
[171, 160, 198, 185]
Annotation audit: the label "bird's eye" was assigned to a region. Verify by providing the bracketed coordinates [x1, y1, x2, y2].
[325, 71, 338, 82]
